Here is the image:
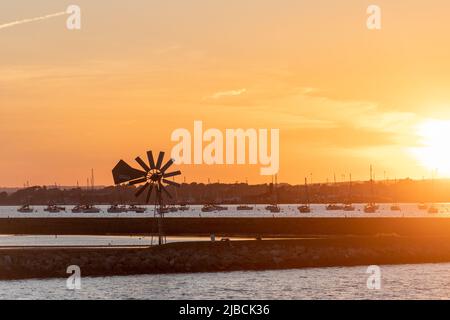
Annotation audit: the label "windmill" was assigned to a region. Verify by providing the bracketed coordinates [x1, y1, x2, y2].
[112, 150, 181, 244]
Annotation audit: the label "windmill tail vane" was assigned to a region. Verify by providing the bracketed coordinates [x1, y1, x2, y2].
[112, 150, 181, 203]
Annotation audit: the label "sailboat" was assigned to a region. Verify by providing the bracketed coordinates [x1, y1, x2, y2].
[417, 177, 428, 210]
[364, 165, 377, 213]
[428, 172, 439, 214]
[326, 174, 343, 210]
[343, 174, 355, 211]
[390, 179, 401, 211]
[17, 204, 34, 213]
[298, 178, 311, 213]
[266, 175, 281, 213]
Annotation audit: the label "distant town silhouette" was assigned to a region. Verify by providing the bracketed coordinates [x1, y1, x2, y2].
[1, 178, 448, 205]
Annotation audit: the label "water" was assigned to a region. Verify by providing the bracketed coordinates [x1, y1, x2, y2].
[1, 263, 450, 299]
[0, 235, 219, 247]
[2, 203, 449, 299]
[2, 203, 450, 218]
[2, 203, 448, 246]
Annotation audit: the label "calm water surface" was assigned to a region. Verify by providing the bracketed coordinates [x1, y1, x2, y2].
[2, 203, 450, 218]
[1, 263, 450, 299]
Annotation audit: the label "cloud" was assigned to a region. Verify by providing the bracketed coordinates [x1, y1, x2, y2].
[0, 12, 66, 30]
[208, 88, 247, 100]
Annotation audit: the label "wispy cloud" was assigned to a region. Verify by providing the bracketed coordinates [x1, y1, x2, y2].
[208, 88, 247, 100]
[0, 12, 66, 30]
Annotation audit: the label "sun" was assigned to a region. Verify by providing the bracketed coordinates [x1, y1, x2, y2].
[412, 120, 450, 176]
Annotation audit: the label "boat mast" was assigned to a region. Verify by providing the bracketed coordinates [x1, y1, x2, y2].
[304, 177, 309, 207]
[370, 165, 374, 205]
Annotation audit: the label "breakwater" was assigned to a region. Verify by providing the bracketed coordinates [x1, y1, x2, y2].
[2, 217, 450, 237]
[2, 237, 450, 280]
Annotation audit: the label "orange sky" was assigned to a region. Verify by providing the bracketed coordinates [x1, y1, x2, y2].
[2, 0, 450, 186]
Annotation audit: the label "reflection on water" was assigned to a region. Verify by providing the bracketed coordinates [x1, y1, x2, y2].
[1, 263, 450, 300]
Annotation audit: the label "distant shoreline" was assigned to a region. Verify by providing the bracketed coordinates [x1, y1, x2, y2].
[2, 179, 450, 205]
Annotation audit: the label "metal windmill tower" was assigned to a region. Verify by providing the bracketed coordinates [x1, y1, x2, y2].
[112, 150, 181, 245]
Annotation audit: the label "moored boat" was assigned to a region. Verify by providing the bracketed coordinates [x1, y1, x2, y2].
[298, 178, 311, 213]
[428, 206, 438, 214]
[157, 206, 170, 214]
[201, 204, 216, 212]
[265, 204, 281, 213]
[17, 204, 34, 213]
[178, 203, 189, 211]
[107, 204, 127, 213]
[364, 203, 377, 213]
[82, 204, 101, 213]
[418, 203, 428, 210]
[237, 205, 253, 211]
[343, 204, 355, 211]
[326, 204, 343, 211]
[126, 204, 146, 213]
[44, 204, 64, 213]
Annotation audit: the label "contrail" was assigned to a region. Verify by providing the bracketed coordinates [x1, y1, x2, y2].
[0, 11, 67, 30]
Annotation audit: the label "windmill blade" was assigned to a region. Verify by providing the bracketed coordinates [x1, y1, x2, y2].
[163, 170, 181, 178]
[128, 177, 148, 186]
[160, 158, 174, 173]
[135, 182, 149, 197]
[135, 156, 150, 172]
[147, 151, 156, 169]
[112, 160, 146, 184]
[156, 151, 165, 169]
[163, 179, 180, 187]
[146, 184, 154, 203]
[159, 182, 172, 198]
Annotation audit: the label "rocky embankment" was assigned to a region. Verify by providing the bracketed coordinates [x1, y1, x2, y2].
[2, 236, 450, 280]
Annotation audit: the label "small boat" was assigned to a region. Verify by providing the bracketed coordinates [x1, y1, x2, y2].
[72, 205, 84, 213]
[44, 205, 63, 213]
[157, 206, 170, 214]
[418, 203, 428, 210]
[428, 206, 438, 214]
[178, 204, 189, 211]
[364, 203, 377, 213]
[298, 178, 311, 213]
[364, 166, 377, 213]
[17, 204, 33, 213]
[343, 204, 355, 211]
[343, 175, 355, 212]
[427, 174, 438, 214]
[237, 205, 253, 211]
[214, 205, 228, 211]
[265, 204, 281, 213]
[107, 204, 127, 213]
[298, 205, 311, 213]
[201, 204, 216, 212]
[326, 204, 343, 211]
[126, 204, 146, 213]
[266, 175, 280, 213]
[390, 178, 401, 211]
[82, 204, 101, 213]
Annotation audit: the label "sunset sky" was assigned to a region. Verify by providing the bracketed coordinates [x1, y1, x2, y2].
[2, 0, 450, 186]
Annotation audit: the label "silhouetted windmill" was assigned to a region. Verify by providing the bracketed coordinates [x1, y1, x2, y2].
[112, 150, 181, 244]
